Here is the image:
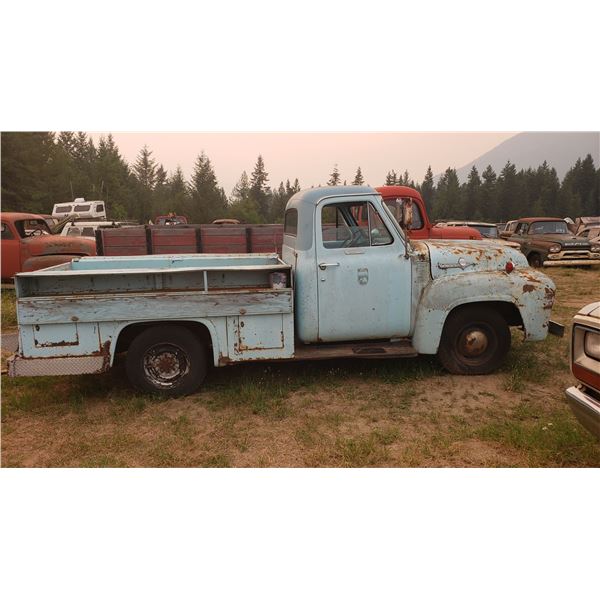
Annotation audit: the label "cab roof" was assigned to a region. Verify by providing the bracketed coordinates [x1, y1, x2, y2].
[515, 217, 565, 223]
[286, 185, 378, 210]
[1, 212, 46, 221]
[375, 185, 423, 200]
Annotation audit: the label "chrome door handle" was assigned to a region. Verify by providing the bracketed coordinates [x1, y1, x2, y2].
[318, 262, 340, 270]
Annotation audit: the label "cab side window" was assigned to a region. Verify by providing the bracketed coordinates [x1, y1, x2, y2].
[321, 201, 393, 249]
[1, 223, 14, 240]
[515, 222, 529, 235]
[368, 204, 393, 246]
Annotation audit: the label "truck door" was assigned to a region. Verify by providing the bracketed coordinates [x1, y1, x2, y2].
[1, 221, 21, 280]
[315, 197, 411, 342]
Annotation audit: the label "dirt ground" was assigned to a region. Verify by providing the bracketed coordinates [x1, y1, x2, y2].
[1, 267, 599, 467]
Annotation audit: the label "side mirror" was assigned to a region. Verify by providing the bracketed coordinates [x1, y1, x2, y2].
[400, 198, 413, 229]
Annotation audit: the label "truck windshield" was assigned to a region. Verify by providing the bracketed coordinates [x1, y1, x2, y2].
[472, 225, 498, 238]
[529, 221, 569, 234]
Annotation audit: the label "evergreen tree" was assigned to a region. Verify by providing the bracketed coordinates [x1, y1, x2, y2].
[385, 170, 397, 185]
[563, 154, 598, 216]
[270, 182, 290, 221]
[229, 171, 260, 223]
[188, 151, 227, 223]
[288, 178, 301, 194]
[420, 165, 435, 215]
[352, 166, 364, 186]
[132, 145, 157, 190]
[249, 155, 271, 220]
[327, 164, 341, 186]
[496, 161, 521, 222]
[433, 168, 461, 220]
[464, 165, 481, 219]
[0, 132, 58, 212]
[400, 170, 413, 186]
[480, 165, 498, 221]
[164, 166, 191, 217]
[536, 161, 560, 216]
[231, 170, 250, 203]
[94, 133, 135, 217]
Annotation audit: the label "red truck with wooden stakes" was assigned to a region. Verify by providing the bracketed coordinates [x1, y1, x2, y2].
[96, 186, 481, 257]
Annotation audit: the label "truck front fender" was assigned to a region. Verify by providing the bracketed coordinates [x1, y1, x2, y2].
[411, 269, 555, 355]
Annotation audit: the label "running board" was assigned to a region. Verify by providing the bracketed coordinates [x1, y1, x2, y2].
[293, 340, 417, 361]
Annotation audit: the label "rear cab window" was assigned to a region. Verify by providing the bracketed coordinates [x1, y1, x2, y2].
[284, 209, 298, 236]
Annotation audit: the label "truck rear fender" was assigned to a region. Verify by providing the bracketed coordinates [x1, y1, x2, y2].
[111, 318, 223, 367]
[411, 270, 555, 354]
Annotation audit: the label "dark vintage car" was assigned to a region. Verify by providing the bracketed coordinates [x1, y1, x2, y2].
[566, 302, 600, 440]
[502, 217, 600, 267]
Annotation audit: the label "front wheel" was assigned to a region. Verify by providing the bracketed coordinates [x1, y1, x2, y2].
[438, 307, 511, 375]
[528, 253, 543, 268]
[126, 325, 208, 396]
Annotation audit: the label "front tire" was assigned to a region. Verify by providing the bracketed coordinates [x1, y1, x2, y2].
[126, 325, 207, 396]
[438, 307, 511, 375]
[528, 253, 543, 268]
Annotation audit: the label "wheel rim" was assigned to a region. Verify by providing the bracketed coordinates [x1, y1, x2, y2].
[143, 343, 190, 388]
[455, 324, 496, 365]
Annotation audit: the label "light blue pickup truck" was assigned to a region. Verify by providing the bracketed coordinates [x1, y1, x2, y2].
[8, 186, 562, 396]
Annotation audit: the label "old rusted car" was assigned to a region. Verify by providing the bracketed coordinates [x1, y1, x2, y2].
[566, 302, 600, 440]
[502, 217, 600, 267]
[1, 212, 96, 282]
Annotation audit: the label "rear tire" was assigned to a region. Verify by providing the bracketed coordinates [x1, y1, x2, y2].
[438, 307, 511, 375]
[126, 325, 207, 397]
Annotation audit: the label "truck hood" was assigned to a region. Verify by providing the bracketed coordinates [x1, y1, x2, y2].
[414, 239, 529, 279]
[21, 234, 96, 257]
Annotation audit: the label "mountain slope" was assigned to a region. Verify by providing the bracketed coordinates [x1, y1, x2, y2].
[454, 132, 599, 182]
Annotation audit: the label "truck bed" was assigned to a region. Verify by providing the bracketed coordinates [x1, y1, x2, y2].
[12, 254, 296, 374]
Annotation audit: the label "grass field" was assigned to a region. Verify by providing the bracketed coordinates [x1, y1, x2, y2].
[1, 268, 599, 467]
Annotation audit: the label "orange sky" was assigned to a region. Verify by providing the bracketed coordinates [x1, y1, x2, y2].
[91, 132, 516, 194]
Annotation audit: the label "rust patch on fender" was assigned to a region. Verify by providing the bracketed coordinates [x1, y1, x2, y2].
[522, 284, 536, 293]
[543, 286, 556, 309]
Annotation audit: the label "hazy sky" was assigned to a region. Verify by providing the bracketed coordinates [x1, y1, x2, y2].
[91, 132, 516, 195]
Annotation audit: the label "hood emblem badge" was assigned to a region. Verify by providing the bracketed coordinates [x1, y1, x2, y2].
[437, 257, 471, 270]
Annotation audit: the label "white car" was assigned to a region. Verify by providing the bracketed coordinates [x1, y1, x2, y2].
[60, 221, 134, 238]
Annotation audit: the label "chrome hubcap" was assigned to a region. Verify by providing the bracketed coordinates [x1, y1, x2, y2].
[143, 344, 189, 388]
[459, 329, 489, 357]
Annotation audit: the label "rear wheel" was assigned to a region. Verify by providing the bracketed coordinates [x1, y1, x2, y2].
[438, 307, 511, 375]
[126, 325, 208, 396]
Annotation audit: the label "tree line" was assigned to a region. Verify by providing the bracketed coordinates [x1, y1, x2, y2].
[1, 132, 598, 224]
